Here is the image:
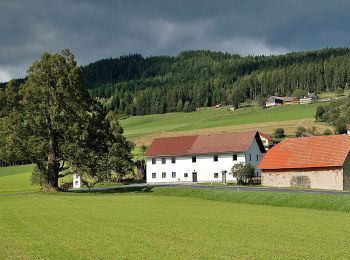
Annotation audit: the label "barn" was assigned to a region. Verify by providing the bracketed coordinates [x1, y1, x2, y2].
[259, 135, 350, 190]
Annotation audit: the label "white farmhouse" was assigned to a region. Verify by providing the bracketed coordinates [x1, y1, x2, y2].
[145, 131, 266, 183]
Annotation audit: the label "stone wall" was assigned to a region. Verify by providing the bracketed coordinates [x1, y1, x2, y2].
[262, 167, 344, 190]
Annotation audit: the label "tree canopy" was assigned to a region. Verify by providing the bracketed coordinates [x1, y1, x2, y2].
[0, 50, 133, 191]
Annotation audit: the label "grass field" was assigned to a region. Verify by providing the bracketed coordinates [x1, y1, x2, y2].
[120, 102, 329, 144]
[2, 168, 350, 258]
[2, 188, 350, 259]
[0, 165, 39, 194]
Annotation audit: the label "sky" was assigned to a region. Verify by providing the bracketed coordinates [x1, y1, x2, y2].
[1, 0, 350, 82]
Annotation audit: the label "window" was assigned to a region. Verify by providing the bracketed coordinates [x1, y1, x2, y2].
[213, 155, 218, 162]
[256, 155, 259, 161]
[172, 172, 176, 178]
[214, 173, 218, 178]
[192, 156, 196, 163]
[152, 158, 156, 164]
[152, 172, 156, 179]
[249, 154, 252, 161]
[171, 157, 176, 164]
[233, 154, 238, 161]
[184, 173, 188, 178]
[162, 172, 166, 178]
[161, 157, 166, 164]
[75, 181, 79, 185]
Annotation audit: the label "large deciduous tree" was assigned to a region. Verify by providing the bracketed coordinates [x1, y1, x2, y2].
[0, 50, 134, 191]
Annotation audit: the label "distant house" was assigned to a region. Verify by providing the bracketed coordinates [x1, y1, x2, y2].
[145, 131, 266, 183]
[299, 92, 318, 104]
[265, 96, 296, 107]
[347, 124, 350, 136]
[259, 135, 350, 190]
[258, 132, 275, 150]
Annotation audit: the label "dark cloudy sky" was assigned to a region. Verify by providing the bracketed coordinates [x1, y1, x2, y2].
[1, 0, 350, 81]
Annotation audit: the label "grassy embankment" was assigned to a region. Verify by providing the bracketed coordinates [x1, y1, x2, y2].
[121, 102, 331, 144]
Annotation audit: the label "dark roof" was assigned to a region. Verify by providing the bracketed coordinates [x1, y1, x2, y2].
[145, 131, 266, 156]
[259, 135, 350, 170]
[267, 96, 295, 102]
[307, 92, 318, 99]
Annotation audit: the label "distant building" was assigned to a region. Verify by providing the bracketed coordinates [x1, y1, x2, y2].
[259, 135, 350, 190]
[145, 131, 266, 183]
[258, 132, 275, 150]
[265, 96, 296, 107]
[347, 124, 350, 136]
[299, 92, 318, 104]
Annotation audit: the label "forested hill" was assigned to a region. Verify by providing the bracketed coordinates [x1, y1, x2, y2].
[83, 48, 350, 116]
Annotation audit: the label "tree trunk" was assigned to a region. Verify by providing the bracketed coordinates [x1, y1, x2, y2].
[44, 134, 59, 192]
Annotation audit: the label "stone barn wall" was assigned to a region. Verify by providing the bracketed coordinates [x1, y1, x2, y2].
[262, 167, 344, 190]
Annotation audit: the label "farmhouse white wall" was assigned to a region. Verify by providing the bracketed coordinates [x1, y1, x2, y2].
[146, 138, 264, 183]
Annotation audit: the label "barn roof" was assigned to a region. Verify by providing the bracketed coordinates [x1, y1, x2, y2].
[259, 135, 350, 170]
[145, 131, 265, 156]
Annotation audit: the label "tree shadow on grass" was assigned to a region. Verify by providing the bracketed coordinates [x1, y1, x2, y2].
[66, 185, 156, 194]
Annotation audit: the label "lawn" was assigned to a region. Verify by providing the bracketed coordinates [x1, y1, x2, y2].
[2, 169, 350, 258]
[0, 164, 39, 194]
[121, 103, 321, 139]
[2, 189, 350, 259]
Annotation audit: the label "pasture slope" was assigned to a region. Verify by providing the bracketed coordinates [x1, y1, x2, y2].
[121, 102, 330, 144]
[2, 168, 350, 258]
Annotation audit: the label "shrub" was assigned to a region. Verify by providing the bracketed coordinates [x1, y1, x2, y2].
[336, 123, 347, 134]
[323, 129, 333, 135]
[273, 128, 285, 138]
[315, 106, 325, 121]
[230, 163, 255, 185]
[295, 126, 306, 137]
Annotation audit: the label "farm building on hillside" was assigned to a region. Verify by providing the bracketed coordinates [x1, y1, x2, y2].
[299, 92, 318, 104]
[259, 132, 275, 150]
[265, 96, 296, 107]
[259, 135, 350, 190]
[145, 131, 266, 183]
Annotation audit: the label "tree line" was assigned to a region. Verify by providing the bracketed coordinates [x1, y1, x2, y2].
[83, 48, 350, 115]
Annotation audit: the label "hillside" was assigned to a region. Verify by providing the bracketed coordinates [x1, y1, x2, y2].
[84, 48, 350, 116]
[120, 102, 332, 144]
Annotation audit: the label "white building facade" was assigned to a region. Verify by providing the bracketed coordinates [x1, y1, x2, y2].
[146, 131, 265, 183]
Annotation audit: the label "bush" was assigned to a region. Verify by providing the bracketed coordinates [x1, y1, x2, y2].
[323, 129, 333, 135]
[315, 106, 325, 121]
[336, 123, 347, 134]
[30, 166, 46, 187]
[273, 128, 285, 138]
[255, 95, 266, 108]
[230, 163, 255, 185]
[295, 126, 306, 137]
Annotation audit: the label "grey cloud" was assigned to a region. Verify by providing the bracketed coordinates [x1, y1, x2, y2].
[0, 0, 350, 81]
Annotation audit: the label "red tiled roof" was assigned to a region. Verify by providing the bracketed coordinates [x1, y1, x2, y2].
[259, 135, 350, 170]
[145, 131, 264, 156]
[259, 132, 273, 142]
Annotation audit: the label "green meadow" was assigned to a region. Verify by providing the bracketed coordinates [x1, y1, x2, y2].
[121, 103, 321, 139]
[2, 167, 350, 259]
[0, 165, 39, 194]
